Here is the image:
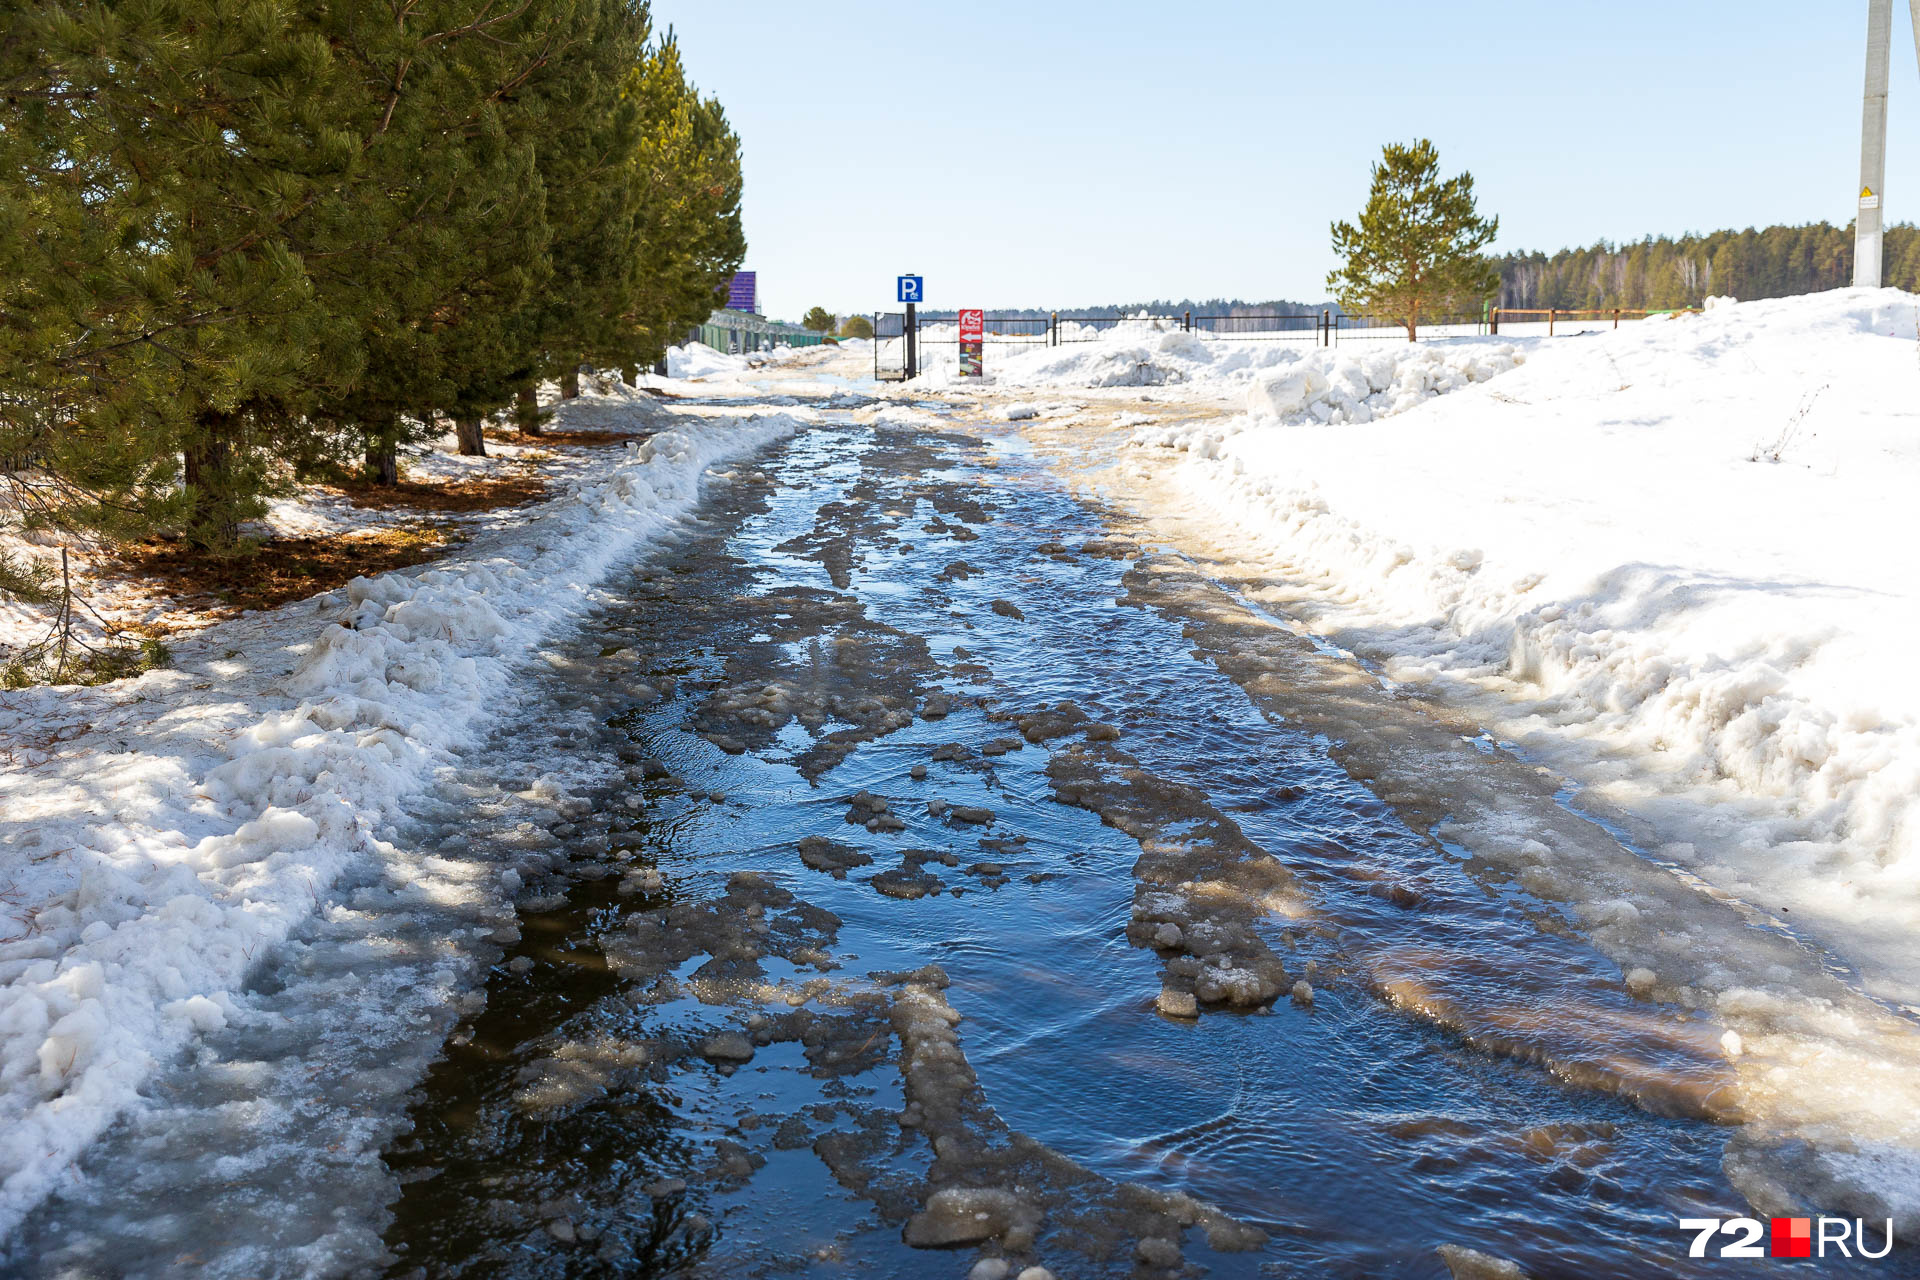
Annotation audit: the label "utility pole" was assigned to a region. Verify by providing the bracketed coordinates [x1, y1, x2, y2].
[1857, 0, 1892, 287]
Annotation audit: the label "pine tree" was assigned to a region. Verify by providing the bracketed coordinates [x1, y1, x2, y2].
[2, 0, 750, 612]
[5, 0, 366, 550]
[802, 307, 836, 333]
[504, 0, 651, 405]
[306, 0, 563, 467]
[1328, 139, 1499, 341]
[620, 34, 745, 367]
[0, 4, 186, 560]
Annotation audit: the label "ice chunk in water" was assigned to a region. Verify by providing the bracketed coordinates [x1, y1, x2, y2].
[901, 1186, 1039, 1248]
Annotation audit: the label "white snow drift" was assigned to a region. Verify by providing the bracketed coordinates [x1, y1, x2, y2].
[1239, 343, 1523, 425]
[1128, 289, 1920, 1010]
[0, 398, 801, 1236]
[887, 315, 1526, 430]
[665, 340, 749, 380]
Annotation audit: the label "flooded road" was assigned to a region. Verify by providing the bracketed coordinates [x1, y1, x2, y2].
[16, 391, 1917, 1277]
[365, 412, 1765, 1276]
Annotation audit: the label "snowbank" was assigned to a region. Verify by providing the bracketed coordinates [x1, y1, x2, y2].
[0, 400, 801, 1236]
[665, 341, 746, 380]
[1130, 288, 1920, 1006]
[1125, 344, 1525, 455]
[887, 314, 1524, 408]
[1239, 343, 1522, 425]
[657, 341, 855, 405]
[663, 340, 832, 384]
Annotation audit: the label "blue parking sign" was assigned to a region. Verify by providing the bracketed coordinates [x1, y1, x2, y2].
[897, 275, 924, 303]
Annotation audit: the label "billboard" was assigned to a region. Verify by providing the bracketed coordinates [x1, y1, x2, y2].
[958, 308, 984, 377]
[726, 271, 758, 314]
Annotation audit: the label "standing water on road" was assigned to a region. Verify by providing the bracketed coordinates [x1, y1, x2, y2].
[14, 395, 1916, 1278]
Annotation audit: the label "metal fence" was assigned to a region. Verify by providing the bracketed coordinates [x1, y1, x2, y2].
[1051, 315, 1172, 343]
[878, 314, 1051, 343]
[944, 311, 1490, 346]
[1008, 311, 1450, 346]
[695, 307, 831, 354]
[873, 311, 908, 381]
[867, 303, 1672, 379]
[1041, 312, 1329, 345]
[1331, 313, 1491, 343]
[1190, 313, 1326, 341]
[974, 315, 1051, 345]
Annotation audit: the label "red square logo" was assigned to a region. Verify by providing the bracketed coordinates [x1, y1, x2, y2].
[1771, 1217, 1811, 1258]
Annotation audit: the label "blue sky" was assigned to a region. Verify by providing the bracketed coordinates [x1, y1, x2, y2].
[655, 2, 1920, 320]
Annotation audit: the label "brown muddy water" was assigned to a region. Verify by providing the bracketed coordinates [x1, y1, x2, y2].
[12, 401, 1914, 1279]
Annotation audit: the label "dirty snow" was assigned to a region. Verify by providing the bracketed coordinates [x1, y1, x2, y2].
[0, 397, 802, 1236]
[665, 341, 748, 380]
[889, 313, 1526, 408]
[1122, 289, 1920, 1012]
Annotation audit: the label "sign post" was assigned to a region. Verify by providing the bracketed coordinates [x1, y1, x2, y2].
[897, 275, 924, 379]
[957, 309, 984, 378]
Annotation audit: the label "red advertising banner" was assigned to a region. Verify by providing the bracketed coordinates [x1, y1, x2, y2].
[958, 309, 985, 342]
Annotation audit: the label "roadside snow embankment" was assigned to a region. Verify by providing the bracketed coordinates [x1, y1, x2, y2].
[896, 318, 1281, 392]
[891, 315, 1523, 414]
[1133, 343, 1525, 453]
[0, 402, 800, 1236]
[666, 340, 747, 380]
[1132, 289, 1920, 1005]
[1240, 343, 1522, 426]
[661, 340, 855, 403]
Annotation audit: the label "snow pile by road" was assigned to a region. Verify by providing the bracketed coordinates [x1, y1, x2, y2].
[1129, 345, 1525, 454]
[658, 341, 856, 405]
[665, 341, 747, 380]
[1128, 288, 1920, 1009]
[893, 314, 1525, 408]
[0, 401, 802, 1236]
[897, 318, 1255, 391]
[1240, 343, 1523, 426]
[663, 340, 839, 384]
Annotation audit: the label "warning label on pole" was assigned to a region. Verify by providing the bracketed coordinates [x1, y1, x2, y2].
[1862, 187, 1881, 209]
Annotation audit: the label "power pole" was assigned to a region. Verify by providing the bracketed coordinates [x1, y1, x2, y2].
[1858, 0, 1892, 287]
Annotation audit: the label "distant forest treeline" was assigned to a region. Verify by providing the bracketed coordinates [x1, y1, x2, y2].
[1494, 221, 1920, 309]
[912, 222, 1920, 321]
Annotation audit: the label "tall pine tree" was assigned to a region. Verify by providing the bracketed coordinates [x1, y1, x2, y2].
[1328, 139, 1499, 341]
[619, 33, 744, 368]
[2, 0, 748, 608]
[6, 0, 367, 549]
[509, 0, 651, 406]
[309, 0, 570, 467]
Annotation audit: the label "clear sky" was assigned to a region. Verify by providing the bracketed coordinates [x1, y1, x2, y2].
[654, 1, 1920, 321]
